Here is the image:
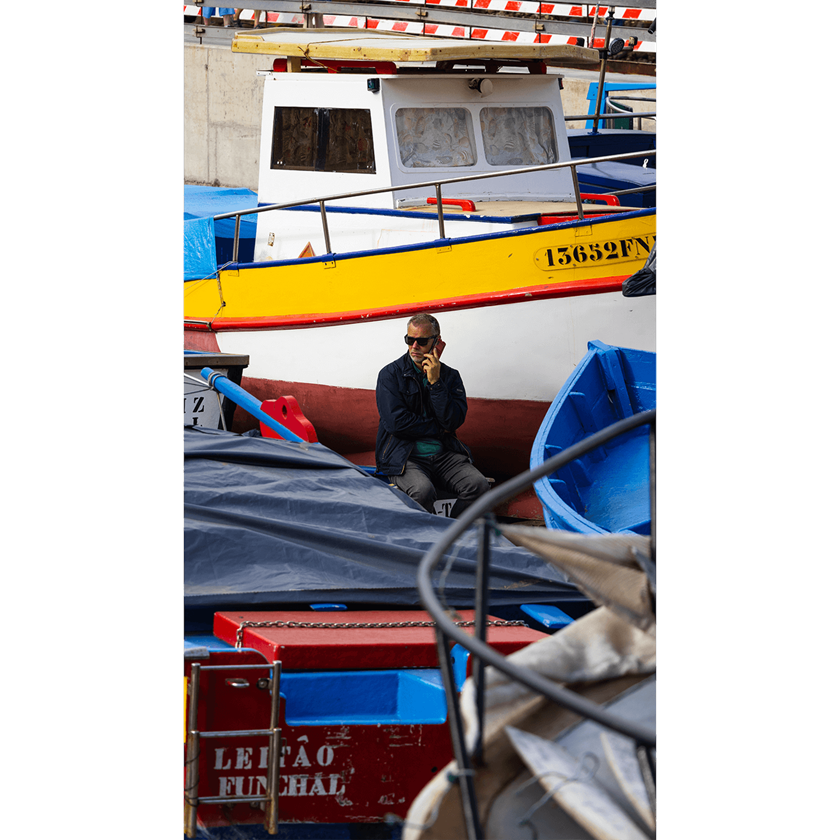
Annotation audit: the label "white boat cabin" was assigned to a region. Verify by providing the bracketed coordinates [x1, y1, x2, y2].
[232, 30, 602, 262]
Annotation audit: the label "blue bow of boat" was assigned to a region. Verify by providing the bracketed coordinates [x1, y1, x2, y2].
[530, 340, 656, 534]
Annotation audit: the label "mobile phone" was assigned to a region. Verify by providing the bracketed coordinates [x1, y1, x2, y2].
[433, 338, 446, 357]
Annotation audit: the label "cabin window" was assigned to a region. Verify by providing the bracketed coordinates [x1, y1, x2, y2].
[395, 108, 476, 168]
[479, 107, 557, 167]
[270, 107, 376, 173]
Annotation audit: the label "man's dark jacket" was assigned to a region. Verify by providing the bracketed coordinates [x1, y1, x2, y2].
[375, 353, 473, 476]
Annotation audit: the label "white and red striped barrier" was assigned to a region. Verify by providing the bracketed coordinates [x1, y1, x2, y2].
[359, 0, 644, 14]
[184, 5, 654, 52]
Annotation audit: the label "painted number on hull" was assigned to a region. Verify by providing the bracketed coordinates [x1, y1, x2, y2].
[534, 234, 656, 272]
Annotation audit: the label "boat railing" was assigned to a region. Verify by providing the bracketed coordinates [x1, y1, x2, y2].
[564, 110, 656, 122]
[414, 409, 656, 840]
[599, 93, 656, 132]
[607, 95, 656, 108]
[212, 148, 656, 263]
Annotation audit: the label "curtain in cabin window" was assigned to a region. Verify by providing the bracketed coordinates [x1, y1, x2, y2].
[395, 108, 477, 168]
[479, 107, 557, 167]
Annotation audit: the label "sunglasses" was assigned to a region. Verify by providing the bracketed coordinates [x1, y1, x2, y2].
[404, 334, 439, 347]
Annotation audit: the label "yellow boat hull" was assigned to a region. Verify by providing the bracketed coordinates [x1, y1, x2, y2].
[184, 210, 655, 330]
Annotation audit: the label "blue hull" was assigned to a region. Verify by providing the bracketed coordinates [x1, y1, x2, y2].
[530, 341, 656, 534]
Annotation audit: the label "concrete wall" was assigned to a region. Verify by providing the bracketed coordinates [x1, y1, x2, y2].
[184, 42, 639, 189]
[184, 45, 267, 189]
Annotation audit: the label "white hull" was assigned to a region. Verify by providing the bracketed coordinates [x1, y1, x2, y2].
[216, 291, 656, 403]
[206, 292, 654, 479]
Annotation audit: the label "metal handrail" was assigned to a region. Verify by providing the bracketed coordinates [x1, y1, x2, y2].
[607, 96, 657, 103]
[565, 111, 656, 121]
[415, 409, 656, 838]
[212, 148, 656, 262]
[604, 94, 656, 121]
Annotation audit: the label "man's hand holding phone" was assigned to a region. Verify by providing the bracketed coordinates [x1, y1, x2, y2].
[422, 338, 445, 385]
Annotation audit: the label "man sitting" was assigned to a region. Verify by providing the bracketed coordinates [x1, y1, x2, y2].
[375, 313, 491, 517]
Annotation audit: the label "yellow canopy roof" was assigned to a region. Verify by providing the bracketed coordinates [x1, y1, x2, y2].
[232, 28, 600, 65]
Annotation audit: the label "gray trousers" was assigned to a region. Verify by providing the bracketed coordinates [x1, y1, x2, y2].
[392, 450, 491, 517]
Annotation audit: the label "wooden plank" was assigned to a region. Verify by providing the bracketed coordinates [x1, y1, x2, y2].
[232, 28, 600, 64]
[506, 725, 649, 840]
[600, 732, 655, 831]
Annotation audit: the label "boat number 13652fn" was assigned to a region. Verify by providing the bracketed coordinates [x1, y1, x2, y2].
[534, 234, 655, 271]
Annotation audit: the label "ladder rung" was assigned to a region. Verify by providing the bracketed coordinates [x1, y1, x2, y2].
[195, 794, 270, 805]
[196, 728, 273, 739]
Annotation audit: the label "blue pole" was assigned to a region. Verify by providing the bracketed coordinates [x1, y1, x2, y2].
[199, 367, 306, 443]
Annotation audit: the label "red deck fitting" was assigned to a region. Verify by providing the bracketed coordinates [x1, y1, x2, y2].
[214, 609, 545, 669]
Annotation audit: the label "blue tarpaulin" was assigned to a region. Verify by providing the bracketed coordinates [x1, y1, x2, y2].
[183, 216, 218, 281]
[184, 186, 259, 279]
[184, 427, 588, 612]
[575, 161, 656, 208]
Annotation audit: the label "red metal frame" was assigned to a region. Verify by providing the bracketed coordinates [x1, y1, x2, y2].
[271, 58, 398, 74]
[214, 609, 545, 668]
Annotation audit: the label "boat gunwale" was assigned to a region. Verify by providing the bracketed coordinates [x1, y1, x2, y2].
[184, 273, 633, 332]
[188, 206, 655, 277]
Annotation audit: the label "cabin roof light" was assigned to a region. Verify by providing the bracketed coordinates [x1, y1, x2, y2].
[468, 78, 494, 98]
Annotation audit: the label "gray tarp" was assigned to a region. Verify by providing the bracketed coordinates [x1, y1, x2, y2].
[184, 427, 588, 611]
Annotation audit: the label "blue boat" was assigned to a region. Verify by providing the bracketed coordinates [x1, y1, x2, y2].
[530, 340, 656, 534]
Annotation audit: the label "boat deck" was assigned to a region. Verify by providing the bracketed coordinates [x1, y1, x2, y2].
[403, 200, 632, 219]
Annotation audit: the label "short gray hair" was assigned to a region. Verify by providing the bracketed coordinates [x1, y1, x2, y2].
[407, 313, 440, 334]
